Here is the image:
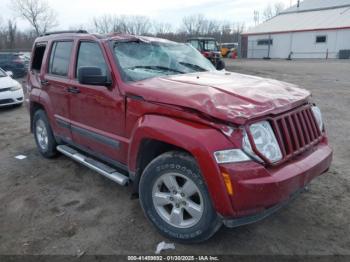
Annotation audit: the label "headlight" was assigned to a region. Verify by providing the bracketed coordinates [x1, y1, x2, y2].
[243, 121, 282, 163]
[214, 149, 251, 164]
[10, 84, 22, 91]
[242, 131, 263, 162]
[311, 106, 323, 132]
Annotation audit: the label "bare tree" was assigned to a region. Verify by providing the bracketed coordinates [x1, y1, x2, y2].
[153, 22, 172, 35]
[0, 15, 39, 50]
[229, 22, 245, 42]
[93, 15, 114, 34]
[182, 15, 195, 34]
[93, 15, 125, 34]
[92, 15, 151, 35]
[182, 14, 206, 35]
[0, 17, 5, 49]
[203, 19, 220, 35]
[92, 13, 246, 42]
[12, 0, 58, 36]
[262, 4, 274, 21]
[6, 20, 17, 49]
[234, 22, 245, 34]
[0, 10, 251, 51]
[128, 16, 151, 35]
[253, 10, 260, 25]
[181, 14, 222, 35]
[93, 15, 147, 35]
[262, 2, 285, 21]
[220, 21, 231, 35]
[274, 2, 285, 15]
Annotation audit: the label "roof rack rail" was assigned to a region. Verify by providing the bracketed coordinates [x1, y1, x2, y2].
[41, 30, 88, 36]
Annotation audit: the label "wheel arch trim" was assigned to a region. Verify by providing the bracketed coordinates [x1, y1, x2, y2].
[128, 114, 235, 216]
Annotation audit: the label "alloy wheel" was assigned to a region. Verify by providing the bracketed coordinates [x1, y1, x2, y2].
[35, 119, 49, 151]
[152, 172, 204, 228]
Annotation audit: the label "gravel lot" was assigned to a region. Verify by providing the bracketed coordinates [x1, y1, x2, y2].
[0, 59, 349, 256]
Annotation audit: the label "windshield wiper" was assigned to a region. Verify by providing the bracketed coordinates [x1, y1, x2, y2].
[179, 62, 206, 72]
[127, 65, 185, 74]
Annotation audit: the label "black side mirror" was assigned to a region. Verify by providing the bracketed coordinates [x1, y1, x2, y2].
[78, 67, 111, 86]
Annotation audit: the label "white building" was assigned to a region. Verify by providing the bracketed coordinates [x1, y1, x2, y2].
[242, 0, 350, 59]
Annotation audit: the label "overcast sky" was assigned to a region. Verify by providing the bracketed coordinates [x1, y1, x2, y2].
[1, 0, 296, 31]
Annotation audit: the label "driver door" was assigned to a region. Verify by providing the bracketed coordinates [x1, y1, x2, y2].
[68, 41, 126, 164]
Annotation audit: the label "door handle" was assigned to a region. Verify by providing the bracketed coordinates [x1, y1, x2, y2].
[67, 86, 81, 94]
[40, 79, 49, 86]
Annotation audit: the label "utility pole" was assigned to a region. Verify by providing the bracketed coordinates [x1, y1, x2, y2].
[267, 34, 271, 59]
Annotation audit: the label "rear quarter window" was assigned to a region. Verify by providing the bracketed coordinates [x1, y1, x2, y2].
[31, 43, 47, 72]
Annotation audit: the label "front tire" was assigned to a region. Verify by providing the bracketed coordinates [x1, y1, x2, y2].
[33, 109, 58, 158]
[139, 151, 221, 243]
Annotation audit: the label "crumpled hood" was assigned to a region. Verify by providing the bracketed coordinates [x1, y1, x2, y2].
[128, 71, 310, 124]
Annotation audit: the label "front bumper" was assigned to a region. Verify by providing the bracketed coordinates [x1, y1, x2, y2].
[220, 140, 333, 221]
[223, 186, 307, 228]
[0, 89, 24, 107]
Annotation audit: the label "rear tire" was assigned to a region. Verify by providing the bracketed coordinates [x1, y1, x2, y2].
[139, 151, 222, 243]
[33, 109, 58, 158]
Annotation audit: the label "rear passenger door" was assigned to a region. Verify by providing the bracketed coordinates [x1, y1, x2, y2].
[43, 41, 74, 142]
[69, 41, 126, 164]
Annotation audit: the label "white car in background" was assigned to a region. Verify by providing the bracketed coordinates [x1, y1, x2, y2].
[0, 68, 24, 107]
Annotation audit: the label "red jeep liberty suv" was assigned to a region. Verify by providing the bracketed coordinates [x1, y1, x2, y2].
[26, 31, 333, 243]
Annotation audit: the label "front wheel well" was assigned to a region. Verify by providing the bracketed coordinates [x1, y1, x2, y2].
[133, 139, 192, 194]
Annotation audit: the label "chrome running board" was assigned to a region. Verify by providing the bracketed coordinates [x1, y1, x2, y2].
[57, 145, 129, 186]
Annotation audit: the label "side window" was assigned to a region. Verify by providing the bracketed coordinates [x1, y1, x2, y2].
[49, 41, 73, 77]
[257, 39, 273, 46]
[316, 35, 327, 44]
[189, 40, 200, 50]
[204, 41, 218, 51]
[76, 42, 107, 78]
[31, 43, 46, 71]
